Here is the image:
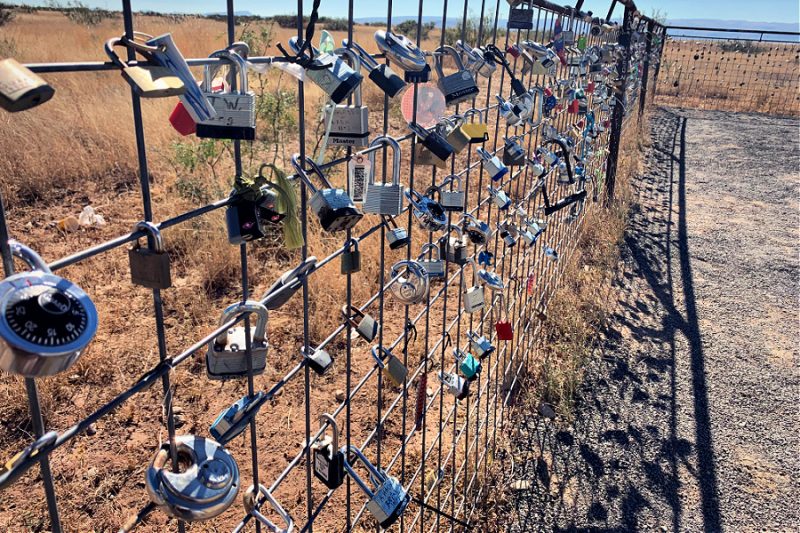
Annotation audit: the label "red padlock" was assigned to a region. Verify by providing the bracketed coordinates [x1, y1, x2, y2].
[568, 99, 579, 114]
[602, 119, 611, 128]
[506, 44, 520, 58]
[576, 119, 586, 129]
[494, 295, 514, 341]
[169, 102, 196, 136]
[526, 273, 535, 295]
[544, 87, 553, 97]
[587, 81, 595, 92]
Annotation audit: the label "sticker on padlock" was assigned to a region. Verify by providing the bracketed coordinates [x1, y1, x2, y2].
[438, 225, 469, 266]
[243, 484, 294, 532]
[438, 370, 470, 400]
[0, 58, 55, 113]
[104, 37, 184, 99]
[389, 260, 430, 305]
[341, 239, 361, 274]
[417, 243, 445, 279]
[348, 154, 371, 204]
[207, 300, 269, 380]
[312, 414, 346, 489]
[342, 305, 380, 342]
[210, 391, 268, 445]
[364, 136, 404, 215]
[196, 50, 255, 140]
[434, 45, 480, 106]
[494, 294, 514, 340]
[343, 39, 407, 97]
[343, 445, 411, 528]
[128, 221, 172, 290]
[371, 345, 409, 386]
[383, 215, 411, 250]
[406, 188, 448, 232]
[302, 344, 334, 375]
[146, 435, 239, 522]
[375, 30, 430, 82]
[287, 36, 363, 104]
[322, 48, 370, 147]
[454, 348, 481, 382]
[0, 241, 98, 377]
[463, 259, 485, 314]
[467, 330, 495, 360]
[292, 154, 363, 232]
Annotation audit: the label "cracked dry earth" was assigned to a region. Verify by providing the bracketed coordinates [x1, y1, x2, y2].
[504, 108, 799, 532]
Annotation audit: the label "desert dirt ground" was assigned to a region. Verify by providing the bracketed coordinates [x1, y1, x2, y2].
[503, 106, 800, 531]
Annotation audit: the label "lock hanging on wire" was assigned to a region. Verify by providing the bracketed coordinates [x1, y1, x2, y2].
[287, 36, 363, 104]
[463, 259, 485, 314]
[302, 343, 334, 375]
[461, 108, 489, 143]
[389, 260, 430, 305]
[409, 122, 455, 168]
[434, 45, 480, 106]
[467, 330, 495, 360]
[364, 136, 404, 216]
[196, 50, 256, 140]
[128, 221, 172, 290]
[207, 300, 269, 380]
[210, 391, 267, 445]
[371, 345, 409, 386]
[322, 48, 370, 147]
[243, 484, 294, 532]
[292, 154, 363, 233]
[437, 175, 466, 212]
[383, 215, 411, 250]
[495, 294, 514, 340]
[454, 348, 482, 381]
[438, 370, 470, 400]
[342, 305, 380, 342]
[461, 213, 491, 245]
[341, 238, 361, 274]
[406, 188, 448, 232]
[0, 58, 55, 112]
[417, 243, 446, 279]
[477, 147, 509, 182]
[343, 38, 407, 97]
[438, 225, 469, 266]
[312, 414, 346, 489]
[104, 37, 184, 99]
[343, 445, 411, 528]
[374, 30, 431, 83]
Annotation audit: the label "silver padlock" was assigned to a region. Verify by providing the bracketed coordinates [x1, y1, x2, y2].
[364, 136, 404, 216]
[438, 225, 469, 266]
[389, 260, 430, 305]
[434, 45, 479, 106]
[438, 175, 466, 212]
[374, 30, 430, 81]
[323, 48, 370, 147]
[477, 147, 508, 182]
[371, 345, 409, 386]
[0, 241, 98, 377]
[342, 305, 380, 342]
[292, 154, 363, 232]
[343, 445, 411, 529]
[196, 50, 255, 140]
[146, 435, 239, 522]
[478, 267, 506, 292]
[463, 259, 485, 314]
[487, 186, 512, 210]
[128, 221, 172, 290]
[301, 343, 334, 376]
[383, 215, 410, 250]
[467, 330, 495, 360]
[461, 213, 491, 245]
[498, 220, 517, 247]
[207, 300, 269, 380]
[406, 188, 448, 232]
[288, 36, 363, 104]
[438, 370, 470, 400]
[243, 484, 294, 533]
[455, 40, 495, 78]
[417, 243, 445, 279]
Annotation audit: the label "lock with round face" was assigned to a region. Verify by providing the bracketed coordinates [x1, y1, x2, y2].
[145, 435, 239, 523]
[461, 213, 491, 245]
[389, 260, 430, 305]
[364, 136, 404, 216]
[375, 30, 430, 82]
[0, 241, 98, 377]
[406, 188, 448, 232]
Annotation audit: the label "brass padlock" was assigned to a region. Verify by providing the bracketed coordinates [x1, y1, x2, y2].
[371, 346, 408, 386]
[342, 305, 380, 342]
[0, 59, 54, 112]
[104, 37, 184, 98]
[461, 108, 489, 143]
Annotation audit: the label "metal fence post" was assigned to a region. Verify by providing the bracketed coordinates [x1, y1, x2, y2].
[639, 19, 655, 116]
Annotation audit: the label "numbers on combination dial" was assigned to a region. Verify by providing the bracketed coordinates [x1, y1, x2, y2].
[4, 285, 88, 347]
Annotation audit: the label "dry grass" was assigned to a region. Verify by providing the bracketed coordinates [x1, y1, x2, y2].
[655, 39, 800, 116]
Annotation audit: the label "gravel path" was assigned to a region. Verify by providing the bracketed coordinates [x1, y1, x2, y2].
[505, 107, 799, 532]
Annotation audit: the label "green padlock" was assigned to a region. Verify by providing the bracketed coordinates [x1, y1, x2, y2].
[454, 348, 481, 382]
[577, 35, 587, 51]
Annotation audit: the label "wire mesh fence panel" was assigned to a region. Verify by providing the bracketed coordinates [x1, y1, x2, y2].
[0, 0, 662, 531]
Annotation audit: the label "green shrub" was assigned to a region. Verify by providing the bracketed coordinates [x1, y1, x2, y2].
[394, 19, 436, 40]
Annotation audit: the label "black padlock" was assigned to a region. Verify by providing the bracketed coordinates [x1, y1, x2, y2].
[128, 221, 172, 290]
[226, 193, 266, 245]
[343, 39, 407, 98]
[341, 238, 361, 274]
[313, 414, 346, 489]
[409, 122, 455, 163]
[508, 1, 534, 30]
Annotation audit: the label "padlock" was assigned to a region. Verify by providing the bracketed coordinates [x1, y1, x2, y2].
[312, 414, 346, 489]
[495, 294, 514, 340]
[467, 330, 495, 360]
[437, 116, 470, 153]
[463, 259, 485, 314]
[434, 45, 479, 106]
[461, 213, 491, 245]
[461, 108, 489, 143]
[0, 58, 55, 112]
[321, 48, 370, 147]
[210, 391, 267, 445]
[104, 38, 184, 98]
[454, 348, 481, 382]
[371, 345, 409, 386]
[196, 50, 255, 140]
[207, 300, 269, 380]
[544, 244, 559, 261]
[343, 445, 411, 528]
[374, 30, 430, 82]
[127, 221, 172, 290]
[389, 260, 430, 305]
[478, 267, 506, 293]
[477, 250, 494, 267]
[262, 257, 317, 311]
[343, 38, 407, 98]
[292, 154, 363, 232]
[498, 220, 517, 247]
[454, 40, 495, 78]
[438, 225, 469, 266]
[502, 136, 526, 166]
[243, 484, 294, 533]
[536, 146, 559, 166]
[406, 188, 448, 232]
[341, 238, 361, 274]
[300, 343, 333, 375]
[409, 122, 454, 167]
[487, 186, 512, 210]
[146, 435, 239, 522]
[0, 241, 98, 377]
[383, 215, 411, 250]
[364, 136, 404, 215]
[417, 243, 445, 279]
[507, 0, 534, 30]
[519, 227, 537, 247]
[288, 36, 363, 104]
[224, 173, 291, 246]
[438, 175, 465, 212]
[495, 94, 522, 126]
[438, 370, 470, 400]
[342, 305, 380, 342]
[477, 148, 508, 182]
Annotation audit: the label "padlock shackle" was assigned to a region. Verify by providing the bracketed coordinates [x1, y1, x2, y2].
[403, 187, 425, 211]
[453, 348, 468, 363]
[476, 147, 493, 162]
[8, 240, 51, 274]
[462, 107, 484, 122]
[381, 214, 401, 231]
[433, 45, 465, 78]
[465, 258, 479, 287]
[342, 444, 387, 497]
[341, 39, 379, 70]
[244, 484, 294, 533]
[341, 305, 367, 329]
[440, 174, 462, 192]
[216, 300, 268, 346]
[407, 121, 430, 141]
[370, 345, 389, 370]
[333, 47, 363, 105]
[133, 221, 166, 254]
[290, 154, 334, 193]
[318, 413, 338, 452]
[417, 242, 442, 261]
[374, 30, 428, 72]
[367, 136, 401, 186]
[207, 49, 249, 95]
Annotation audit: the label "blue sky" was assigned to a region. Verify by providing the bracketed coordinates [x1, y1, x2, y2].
[18, 0, 800, 23]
